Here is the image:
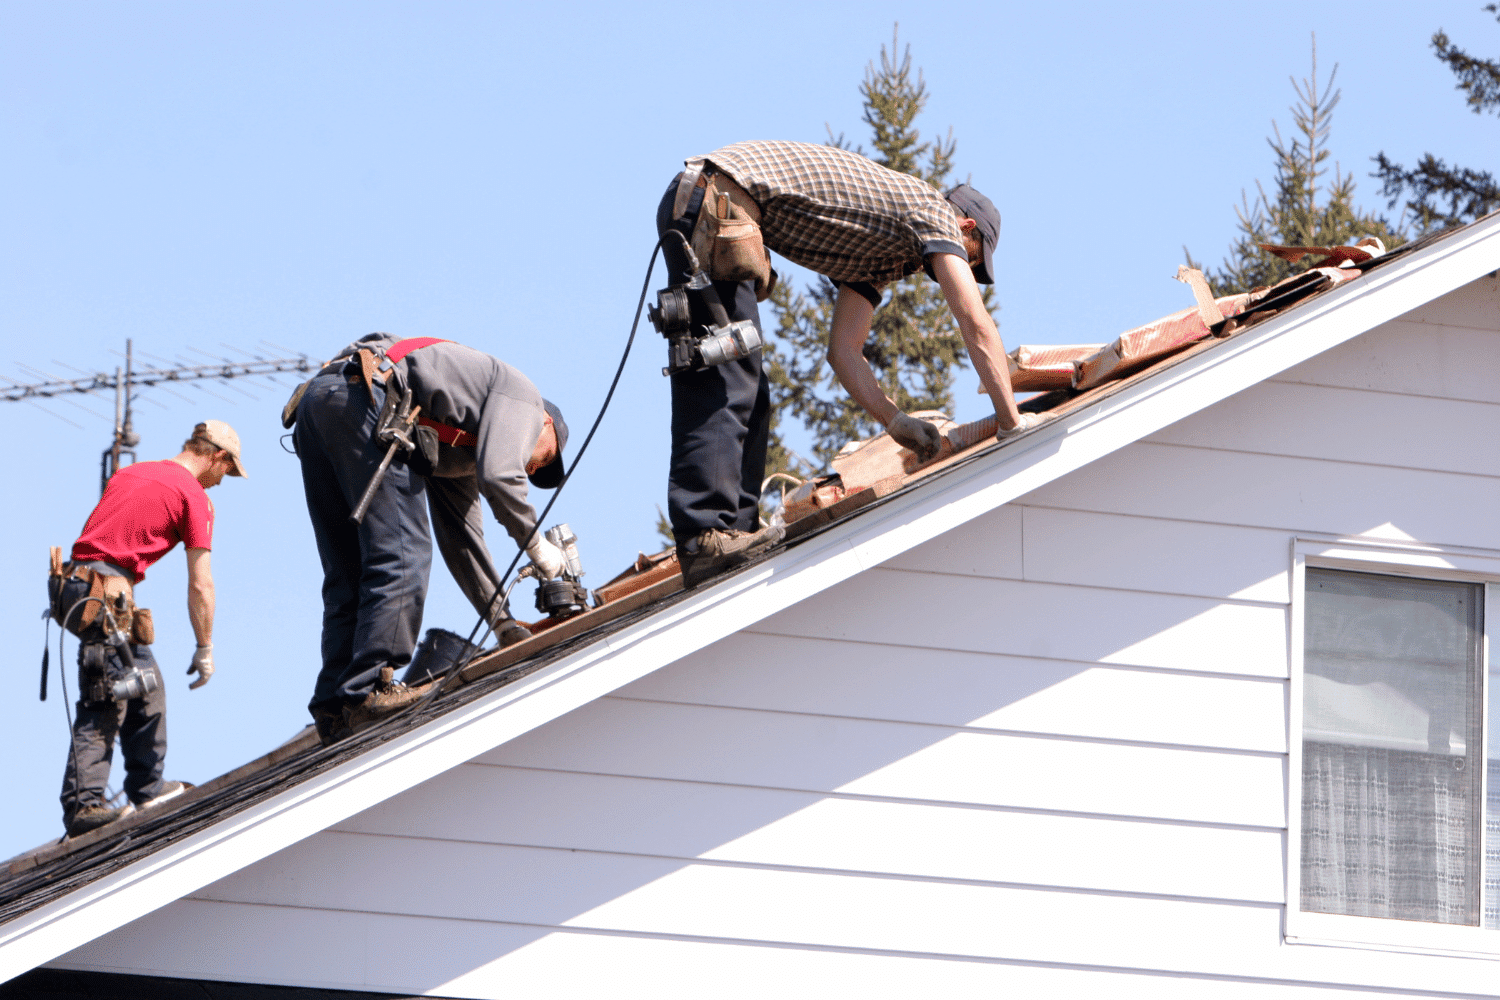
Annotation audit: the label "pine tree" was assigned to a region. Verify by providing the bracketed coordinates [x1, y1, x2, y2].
[764, 28, 989, 473]
[1190, 39, 1404, 296]
[1373, 6, 1499, 234]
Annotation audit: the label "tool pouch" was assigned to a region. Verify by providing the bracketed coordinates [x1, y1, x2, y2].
[691, 174, 777, 302]
[410, 425, 439, 477]
[49, 555, 136, 638]
[282, 379, 311, 429]
[48, 561, 106, 635]
[132, 608, 155, 646]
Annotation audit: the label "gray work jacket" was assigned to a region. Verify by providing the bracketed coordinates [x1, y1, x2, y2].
[383, 339, 548, 625]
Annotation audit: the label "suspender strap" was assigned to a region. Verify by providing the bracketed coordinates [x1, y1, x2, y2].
[385, 337, 452, 365]
[357, 337, 472, 446]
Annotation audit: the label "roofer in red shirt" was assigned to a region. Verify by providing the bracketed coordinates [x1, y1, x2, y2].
[48, 420, 247, 837]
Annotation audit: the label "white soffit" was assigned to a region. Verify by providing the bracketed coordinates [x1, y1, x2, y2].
[3, 214, 1497, 981]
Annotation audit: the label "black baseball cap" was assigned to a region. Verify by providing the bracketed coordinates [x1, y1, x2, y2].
[945, 184, 1001, 284]
[528, 399, 569, 490]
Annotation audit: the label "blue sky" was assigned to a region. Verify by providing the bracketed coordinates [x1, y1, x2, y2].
[2, 1, 1494, 860]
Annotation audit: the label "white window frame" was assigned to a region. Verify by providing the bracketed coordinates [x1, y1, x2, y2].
[1287, 534, 1500, 958]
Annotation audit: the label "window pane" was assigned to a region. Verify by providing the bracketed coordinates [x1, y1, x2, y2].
[1302, 568, 1483, 925]
[1488, 600, 1500, 931]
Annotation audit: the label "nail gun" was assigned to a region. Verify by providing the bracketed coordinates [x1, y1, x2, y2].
[519, 523, 593, 619]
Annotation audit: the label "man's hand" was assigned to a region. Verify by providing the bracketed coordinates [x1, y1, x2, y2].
[188, 644, 214, 690]
[887, 413, 944, 462]
[526, 536, 566, 580]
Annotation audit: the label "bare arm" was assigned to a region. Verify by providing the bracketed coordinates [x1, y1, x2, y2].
[825, 286, 899, 427]
[185, 547, 215, 647]
[928, 252, 1023, 429]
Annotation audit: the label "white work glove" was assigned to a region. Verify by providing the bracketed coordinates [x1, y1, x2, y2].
[995, 412, 1043, 442]
[886, 412, 944, 462]
[526, 536, 566, 581]
[188, 644, 214, 690]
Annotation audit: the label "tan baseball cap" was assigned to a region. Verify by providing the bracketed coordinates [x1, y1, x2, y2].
[193, 420, 248, 478]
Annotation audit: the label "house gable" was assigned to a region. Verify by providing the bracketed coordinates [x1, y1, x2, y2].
[45, 270, 1500, 997]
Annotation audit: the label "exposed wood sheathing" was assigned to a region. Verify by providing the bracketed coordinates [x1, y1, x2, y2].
[1007, 344, 1102, 392]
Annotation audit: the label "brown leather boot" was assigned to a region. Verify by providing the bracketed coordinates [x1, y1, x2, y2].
[344, 667, 431, 734]
[66, 801, 135, 838]
[679, 522, 785, 589]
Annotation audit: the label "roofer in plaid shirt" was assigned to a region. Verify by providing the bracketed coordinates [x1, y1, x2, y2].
[657, 139, 1036, 588]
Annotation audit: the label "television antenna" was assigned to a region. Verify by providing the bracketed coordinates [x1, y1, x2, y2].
[2, 339, 317, 493]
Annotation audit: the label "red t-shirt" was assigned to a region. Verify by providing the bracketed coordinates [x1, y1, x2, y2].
[72, 461, 214, 583]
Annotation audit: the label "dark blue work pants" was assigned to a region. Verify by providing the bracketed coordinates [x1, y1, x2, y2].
[294, 370, 431, 715]
[55, 575, 167, 821]
[655, 176, 771, 547]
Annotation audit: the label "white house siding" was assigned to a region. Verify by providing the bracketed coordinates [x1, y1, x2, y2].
[57, 276, 1500, 997]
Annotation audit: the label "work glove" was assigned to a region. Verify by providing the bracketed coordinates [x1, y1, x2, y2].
[995, 412, 1043, 442]
[526, 536, 566, 581]
[188, 644, 214, 690]
[887, 412, 944, 462]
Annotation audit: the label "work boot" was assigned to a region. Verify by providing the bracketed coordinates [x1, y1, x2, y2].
[344, 667, 430, 735]
[678, 523, 786, 590]
[136, 780, 188, 812]
[312, 705, 353, 746]
[65, 801, 136, 838]
[497, 619, 532, 649]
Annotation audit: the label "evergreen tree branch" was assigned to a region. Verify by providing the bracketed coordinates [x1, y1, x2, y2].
[1368, 8, 1498, 236]
[1432, 8, 1500, 115]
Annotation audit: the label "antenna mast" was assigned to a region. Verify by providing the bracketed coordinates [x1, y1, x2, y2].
[101, 339, 142, 494]
[3, 340, 316, 493]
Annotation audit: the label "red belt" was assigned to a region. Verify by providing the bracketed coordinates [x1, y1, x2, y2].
[419, 416, 477, 448]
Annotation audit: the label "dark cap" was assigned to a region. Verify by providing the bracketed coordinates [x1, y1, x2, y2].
[528, 399, 569, 490]
[945, 183, 1001, 284]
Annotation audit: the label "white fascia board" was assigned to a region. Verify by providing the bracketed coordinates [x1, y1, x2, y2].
[5, 215, 1498, 982]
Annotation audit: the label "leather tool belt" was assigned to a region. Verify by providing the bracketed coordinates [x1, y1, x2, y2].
[672, 160, 776, 302]
[352, 343, 476, 448]
[279, 339, 479, 458]
[48, 547, 153, 644]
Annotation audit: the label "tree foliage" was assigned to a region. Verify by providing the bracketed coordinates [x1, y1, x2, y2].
[763, 28, 989, 474]
[1191, 40, 1403, 296]
[1373, 5, 1499, 234]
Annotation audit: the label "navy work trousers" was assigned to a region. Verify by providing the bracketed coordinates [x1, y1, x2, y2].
[295, 370, 432, 715]
[655, 176, 771, 547]
[55, 576, 167, 822]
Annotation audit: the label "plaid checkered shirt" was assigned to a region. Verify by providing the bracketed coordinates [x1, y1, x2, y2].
[696, 140, 967, 289]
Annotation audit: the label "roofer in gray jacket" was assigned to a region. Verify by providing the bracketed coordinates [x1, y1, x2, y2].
[657, 139, 1035, 588]
[290, 334, 568, 745]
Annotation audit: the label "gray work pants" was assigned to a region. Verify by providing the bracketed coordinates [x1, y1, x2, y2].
[58, 651, 167, 822]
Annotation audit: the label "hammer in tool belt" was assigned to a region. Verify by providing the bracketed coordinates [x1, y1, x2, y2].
[350, 388, 421, 525]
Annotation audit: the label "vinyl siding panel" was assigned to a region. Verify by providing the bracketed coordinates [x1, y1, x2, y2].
[755, 567, 1291, 677]
[85, 874, 1500, 998]
[619, 633, 1288, 752]
[1274, 276, 1500, 404]
[1144, 379, 1500, 478]
[334, 767, 1283, 901]
[1019, 440, 1500, 550]
[1017, 506, 1293, 602]
[475, 698, 1287, 827]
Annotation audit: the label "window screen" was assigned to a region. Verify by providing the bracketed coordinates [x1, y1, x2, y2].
[1301, 568, 1484, 924]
